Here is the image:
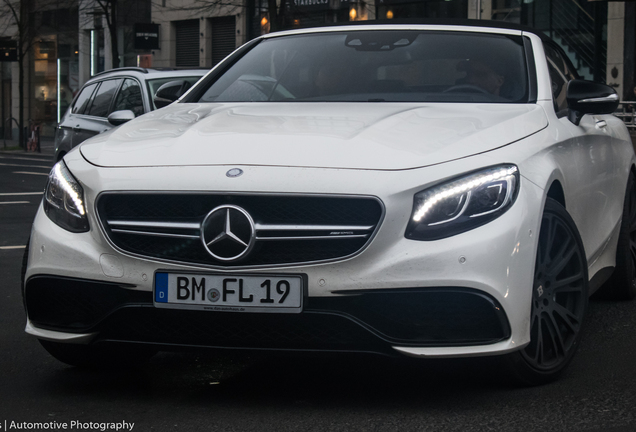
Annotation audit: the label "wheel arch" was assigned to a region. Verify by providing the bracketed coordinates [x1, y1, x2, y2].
[546, 180, 566, 209]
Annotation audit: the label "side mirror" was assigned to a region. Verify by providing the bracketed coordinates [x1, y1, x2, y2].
[107, 110, 135, 126]
[153, 80, 193, 109]
[567, 80, 619, 126]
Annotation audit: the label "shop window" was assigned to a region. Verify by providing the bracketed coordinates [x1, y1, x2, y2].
[211, 16, 236, 66]
[175, 20, 200, 67]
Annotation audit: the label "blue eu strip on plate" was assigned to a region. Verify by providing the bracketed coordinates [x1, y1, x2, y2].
[155, 272, 168, 303]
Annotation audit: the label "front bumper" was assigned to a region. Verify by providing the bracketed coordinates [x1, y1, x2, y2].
[25, 155, 545, 358]
[25, 275, 511, 356]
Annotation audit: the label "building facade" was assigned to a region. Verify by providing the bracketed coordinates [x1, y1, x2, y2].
[0, 0, 633, 143]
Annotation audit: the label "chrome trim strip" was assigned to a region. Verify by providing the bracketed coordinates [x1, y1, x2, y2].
[108, 220, 201, 230]
[578, 94, 619, 103]
[255, 234, 370, 241]
[255, 223, 374, 231]
[111, 229, 200, 239]
[109, 220, 374, 233]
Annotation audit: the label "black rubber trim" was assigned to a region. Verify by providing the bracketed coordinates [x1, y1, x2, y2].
[290, 18, 551, 39]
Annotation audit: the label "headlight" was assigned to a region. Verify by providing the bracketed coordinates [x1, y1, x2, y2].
[405, 165, 519, 241]
[43, 161, 89, 233]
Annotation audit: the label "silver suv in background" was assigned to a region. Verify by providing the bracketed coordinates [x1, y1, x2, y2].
[54, 67, 207, 161]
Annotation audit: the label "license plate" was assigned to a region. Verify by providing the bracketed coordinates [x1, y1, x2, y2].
[154, 272, 303, 313]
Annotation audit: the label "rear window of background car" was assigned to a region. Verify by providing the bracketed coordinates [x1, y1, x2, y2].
[113, 79, 144, 117]
[87, 79, 122, 118]
[147, 76, 203, 110]
[71, 83, 97, 114]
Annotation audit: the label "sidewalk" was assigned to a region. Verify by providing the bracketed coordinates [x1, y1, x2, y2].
[0, 138, 55, 158]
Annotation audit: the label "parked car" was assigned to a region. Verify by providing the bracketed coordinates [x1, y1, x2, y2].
[54, 67, 207, 161]
[26, 22, 633, 385]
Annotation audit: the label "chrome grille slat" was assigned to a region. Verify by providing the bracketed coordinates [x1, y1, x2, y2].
[108, 220, 201, 230]
[255, 234, 370, 241]
[106, 220, 374, 240]
[254, 224, 374, 231]
[111, 229, 200, 239]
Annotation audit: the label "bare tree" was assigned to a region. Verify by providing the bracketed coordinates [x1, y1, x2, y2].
[266, 0, 286, 32]
[92, 0, 119, 68]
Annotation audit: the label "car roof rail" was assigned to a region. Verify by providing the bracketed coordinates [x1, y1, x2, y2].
[150, 67, 210, 71]
[91, 67, 149, 78]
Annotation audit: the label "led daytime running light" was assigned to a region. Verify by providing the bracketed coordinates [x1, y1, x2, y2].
[55, 163, 86, 216]
[413, 166, 518, 222]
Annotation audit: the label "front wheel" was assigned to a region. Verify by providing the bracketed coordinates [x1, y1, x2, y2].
[504, 198, 589, 385]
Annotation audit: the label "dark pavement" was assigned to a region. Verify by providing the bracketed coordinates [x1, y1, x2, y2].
[1, 146, 636, 432]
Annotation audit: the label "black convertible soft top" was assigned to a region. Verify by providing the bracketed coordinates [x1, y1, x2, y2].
[295, 18, 552, 42]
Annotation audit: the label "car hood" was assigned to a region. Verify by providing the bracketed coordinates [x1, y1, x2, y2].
[80, 102, 547, 170]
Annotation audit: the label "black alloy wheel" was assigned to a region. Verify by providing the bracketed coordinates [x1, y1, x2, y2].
[599, 172, 636, 300]
[506, 198, 588, 385]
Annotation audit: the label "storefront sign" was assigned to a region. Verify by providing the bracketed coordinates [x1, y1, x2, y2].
[134, 23, 160, 50]
[376, 0, 413, 4]
[290, 0, 352, 11]
[0, 40, 17, 62]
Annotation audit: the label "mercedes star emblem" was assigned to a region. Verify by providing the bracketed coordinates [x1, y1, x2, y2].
[201, 205, 256, 262]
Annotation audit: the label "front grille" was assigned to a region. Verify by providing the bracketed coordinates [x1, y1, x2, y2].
[96, 193, 384, 267]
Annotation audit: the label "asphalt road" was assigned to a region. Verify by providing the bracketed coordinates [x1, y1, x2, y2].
[1, 147, 636, 432]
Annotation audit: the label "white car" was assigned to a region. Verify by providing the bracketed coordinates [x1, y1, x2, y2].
[23, 22, 634, 385]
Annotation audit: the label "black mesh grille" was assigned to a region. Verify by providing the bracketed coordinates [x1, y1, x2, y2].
[96, 193, 383, 267]
[25, 276, 148, 331]
[98, 308, 389, 353]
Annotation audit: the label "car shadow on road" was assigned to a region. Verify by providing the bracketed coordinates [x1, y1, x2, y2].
[40, 349, 531, 409]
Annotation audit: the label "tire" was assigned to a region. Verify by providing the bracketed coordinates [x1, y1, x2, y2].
[504, 198, 589, 386]
[598, 172, 636, 300]
[39, 340, 157, 368]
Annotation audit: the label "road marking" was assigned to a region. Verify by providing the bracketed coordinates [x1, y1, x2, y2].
[12, 171, 49, 176]
[0, 201, 30, 205]
[0, 245, 25, 250]
[0, 155, 52, 163]
[0, 192, 43, 196]
[0, 162, 51, 169]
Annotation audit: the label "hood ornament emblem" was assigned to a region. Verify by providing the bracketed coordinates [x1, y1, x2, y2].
[226, 168, 244, 178]
[201, 205, 256, 262]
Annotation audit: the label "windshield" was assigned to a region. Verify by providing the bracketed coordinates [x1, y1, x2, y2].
[196, 31, 529, 103]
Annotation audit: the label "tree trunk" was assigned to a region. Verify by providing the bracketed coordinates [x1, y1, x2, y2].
[110, 0, 119, 68]
[267, 0, 287, 32]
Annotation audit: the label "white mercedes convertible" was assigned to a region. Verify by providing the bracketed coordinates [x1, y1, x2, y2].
[23, 22, 634, 385]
